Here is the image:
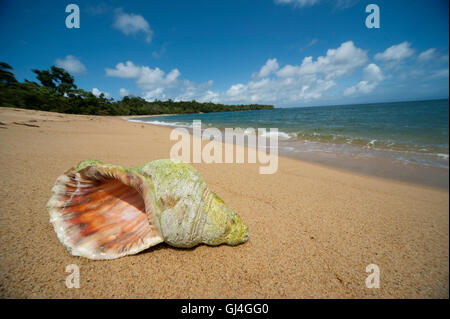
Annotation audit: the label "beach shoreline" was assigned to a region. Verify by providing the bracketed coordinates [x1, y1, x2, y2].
[124, 116, 449, 190]
[121, 113, 178, 119]
[0, 107, 448, 298]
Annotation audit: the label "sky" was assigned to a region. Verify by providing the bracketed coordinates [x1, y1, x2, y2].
[0, 0, 448, 107]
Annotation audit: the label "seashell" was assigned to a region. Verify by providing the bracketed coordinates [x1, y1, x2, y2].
[47, 159, 249, 260]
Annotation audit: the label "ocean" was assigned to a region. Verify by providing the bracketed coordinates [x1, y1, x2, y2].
[127, 99, 449, 188]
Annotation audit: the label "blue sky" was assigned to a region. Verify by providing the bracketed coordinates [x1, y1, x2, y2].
[0, 0, 448, 107]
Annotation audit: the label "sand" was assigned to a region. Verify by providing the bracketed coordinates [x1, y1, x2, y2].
[0, 107, 448, 298]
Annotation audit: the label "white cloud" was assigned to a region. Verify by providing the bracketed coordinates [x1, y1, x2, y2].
[106, 61, 181, 101]
[142, 88, 165, 101]
[92, 88, 110, 98]
[375, 42, 414, 66]
[171, 41, 368, 105]
[343, 81, 372, 95]
[105, 61, 141, 78]
[253, 58, 279, 79]
[175, 80, 216, 102]
[137, 67, 180, 90]
[306, 38, 318, 47]
[165, 69, 181, 84]
[344, 63, 383, 96]
[221, 76, 336, 104]
[199, 90, 220, 103]
[226, 83, 247, 98]
[274, 0, 320, 8]
[335, 0, 359, 9]
[87, 3, 110, 15]
[152, 43, 167, 59]
[277, 41, 368, 79]
[418, 48, 436, 62]
[119, 88, 130, 97]
[430, 68, 449, 79]
[113, 9, 154, 43]
[364, 63, 384, 82]
[55, 55, 86, 74]
[300, 38, 318, 52]
[103, 41, 445, 106]
[106, 61, 180, 89]
[275, 0, 357, 9]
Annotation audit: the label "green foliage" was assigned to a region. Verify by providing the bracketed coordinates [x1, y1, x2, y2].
[32, 66, 77, 95]
[0, 62, 18, 86]
[0, 62, 274, 115]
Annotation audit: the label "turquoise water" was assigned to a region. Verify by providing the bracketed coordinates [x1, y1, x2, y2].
[130, 99, 449, 169]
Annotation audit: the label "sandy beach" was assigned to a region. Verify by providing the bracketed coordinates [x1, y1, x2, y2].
[0, 107, 448, 298]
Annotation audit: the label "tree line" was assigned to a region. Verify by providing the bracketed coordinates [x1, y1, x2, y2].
[0, 62, 274, 116]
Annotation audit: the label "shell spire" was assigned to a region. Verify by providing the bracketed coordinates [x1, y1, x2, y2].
[47, 159, 249, 260]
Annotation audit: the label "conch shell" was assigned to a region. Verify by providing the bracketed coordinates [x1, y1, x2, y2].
[47, 159, 249, 260]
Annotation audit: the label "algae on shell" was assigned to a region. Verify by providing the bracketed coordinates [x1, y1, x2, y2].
[47, 159, 249, 260]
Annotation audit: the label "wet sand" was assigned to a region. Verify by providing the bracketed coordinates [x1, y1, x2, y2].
[278, 147, 449, 190]
[0, 107, 448, 298]
[126, 115, 449, 190]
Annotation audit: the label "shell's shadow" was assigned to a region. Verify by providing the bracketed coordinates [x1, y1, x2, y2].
[136, 241, 232, 256]
[135, 242, 198, 256]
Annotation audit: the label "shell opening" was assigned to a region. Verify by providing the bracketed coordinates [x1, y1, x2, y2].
[48, 165, 163, 259]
